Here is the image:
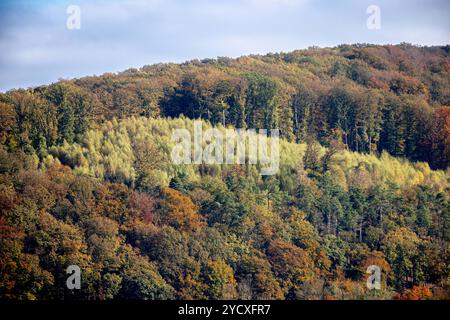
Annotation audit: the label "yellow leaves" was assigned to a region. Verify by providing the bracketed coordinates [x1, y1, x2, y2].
[384, 227, 420, 250]
[288, 208, 315, 243]
[332, 149, 449, 192]
[288, 208, 332, 273]
[205, 258, 238, 300]
[0, 102, 16, 147]
[50, 116, 449, 197]
[382, 227, 422, 269]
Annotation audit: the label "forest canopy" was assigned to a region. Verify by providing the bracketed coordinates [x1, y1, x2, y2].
[0, 44, 449, 300]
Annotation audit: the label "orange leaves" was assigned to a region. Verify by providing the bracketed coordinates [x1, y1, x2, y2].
[159, 187, 205, 233]
[0, 216, 25, 251]
[93, 182, 130, 222]
[267, 239, 316, 293]
[389, 74, 428, 97]
[397, 285, 433, 300]
[362, 251, 391, 275]
[239, 253, 284, 299]
[288, 208, 332, 272]
[0, 185, 18, 213]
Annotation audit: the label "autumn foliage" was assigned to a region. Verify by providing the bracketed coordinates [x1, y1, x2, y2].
[0, 44, 449, 300]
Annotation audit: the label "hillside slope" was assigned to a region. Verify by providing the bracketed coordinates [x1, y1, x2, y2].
[0, 44, 449, 300]
[1, 116, 449, 299]
[1, 44, 449, 169]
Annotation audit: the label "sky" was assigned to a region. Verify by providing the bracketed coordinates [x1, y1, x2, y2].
[0, 0, 449, 92]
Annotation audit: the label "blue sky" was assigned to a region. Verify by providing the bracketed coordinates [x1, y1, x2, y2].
[0, 0, 449, 92]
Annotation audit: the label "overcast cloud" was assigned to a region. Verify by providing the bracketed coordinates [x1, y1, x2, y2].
[0, 0, 449, 91]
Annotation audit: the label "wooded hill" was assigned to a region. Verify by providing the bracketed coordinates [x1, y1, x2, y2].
[0, 44, 449, 300]
[1, 43, 450, 169]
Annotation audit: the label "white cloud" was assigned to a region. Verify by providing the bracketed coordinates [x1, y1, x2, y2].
[0, 0, 448, 91]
